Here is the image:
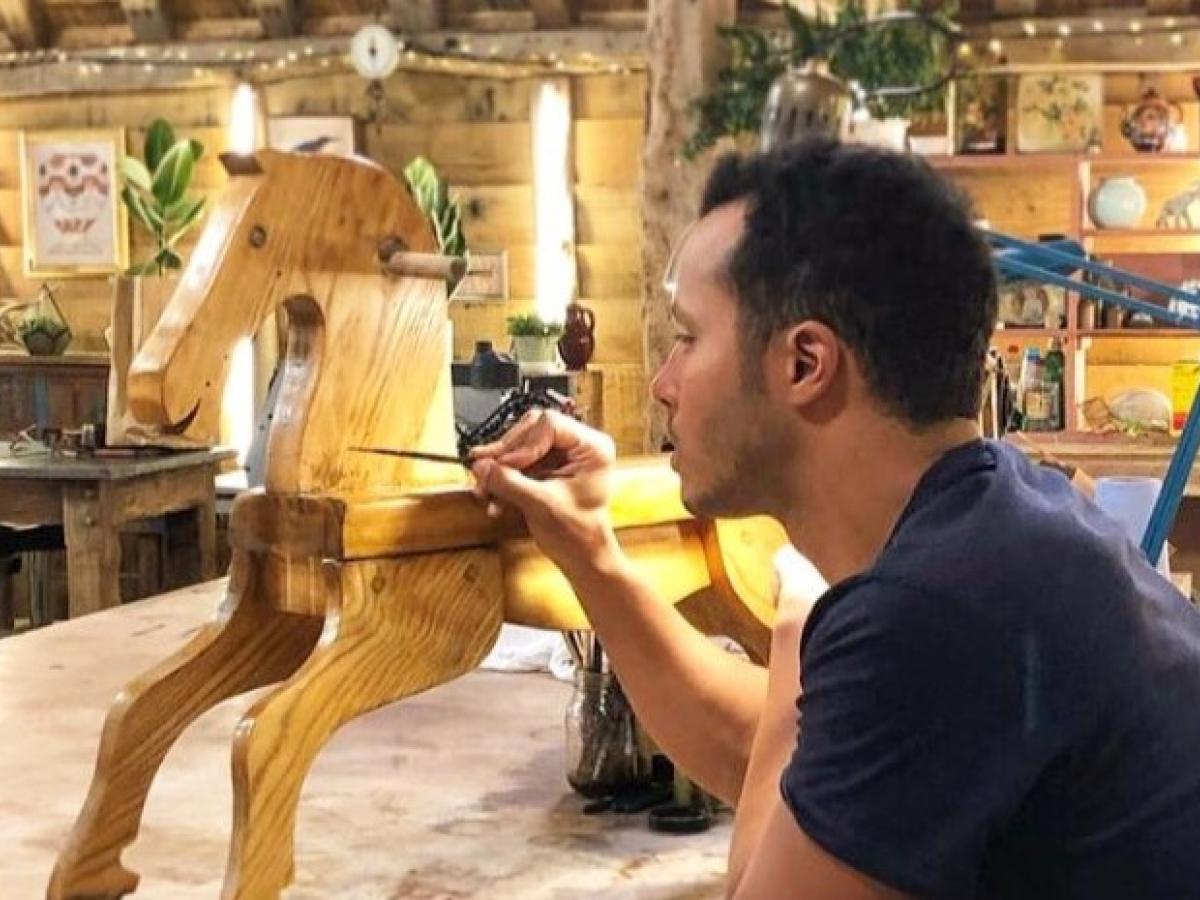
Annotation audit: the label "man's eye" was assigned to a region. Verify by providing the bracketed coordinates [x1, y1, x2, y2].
[673, 332, 695, 345]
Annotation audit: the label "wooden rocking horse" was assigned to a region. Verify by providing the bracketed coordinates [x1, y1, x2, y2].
[46, 149, 785, 899]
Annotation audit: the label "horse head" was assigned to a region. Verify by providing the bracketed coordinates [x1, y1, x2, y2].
[126, 149, 461, 496]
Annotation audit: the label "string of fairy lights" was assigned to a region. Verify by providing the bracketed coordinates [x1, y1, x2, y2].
[958, 14, 1200, 62]
[0, 30, 641, 82]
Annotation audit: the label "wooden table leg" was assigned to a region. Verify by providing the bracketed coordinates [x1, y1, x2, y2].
[62, 483, 122, 617]
[196, 464, 218, 580]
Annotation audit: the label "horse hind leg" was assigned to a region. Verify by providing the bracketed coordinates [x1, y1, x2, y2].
[676, 518, 786, 665]
[219, 550, 503, 900]
[47, 551, 322, 900]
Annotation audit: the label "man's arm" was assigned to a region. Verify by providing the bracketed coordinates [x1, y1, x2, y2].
[729, 801, 912, 900]
[471, 410, 765, 803]
[726, 592, 910, 900]
[568, 546, 766, 804]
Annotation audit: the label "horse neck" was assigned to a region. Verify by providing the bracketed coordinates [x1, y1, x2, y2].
[263, 269, 461, 498]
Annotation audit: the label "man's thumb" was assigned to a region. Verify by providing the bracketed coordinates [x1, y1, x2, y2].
[473, 458, 544, 512]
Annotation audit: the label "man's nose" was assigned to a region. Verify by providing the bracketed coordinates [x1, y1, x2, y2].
[649, 348, 678, 407]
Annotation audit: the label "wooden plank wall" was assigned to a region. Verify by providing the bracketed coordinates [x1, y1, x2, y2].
[0, 68, 650, 450]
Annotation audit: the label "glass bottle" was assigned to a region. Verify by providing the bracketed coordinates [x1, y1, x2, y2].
[564, 670, 645, 798]
[1020, 347, 1052, 432]
[1044, 338, 1065, 431]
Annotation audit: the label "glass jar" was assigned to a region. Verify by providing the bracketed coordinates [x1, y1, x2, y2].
[564, 670, 645, 798]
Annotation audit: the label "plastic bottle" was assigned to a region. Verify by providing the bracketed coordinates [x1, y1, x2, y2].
[1044, 338, 1065, 431]
[1171, 358, 1200, 435]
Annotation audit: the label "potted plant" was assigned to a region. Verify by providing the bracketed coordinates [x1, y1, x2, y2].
[120, 118, 206, 278]
[108, 118, 206, 445]
[18, 314, 71, 356]
[506, 313, 563, 368]
[116, 118, 206, 348]
[403, 156, 468, 296]
[683, 1, 956, 159]
[10, 284, 72, 356]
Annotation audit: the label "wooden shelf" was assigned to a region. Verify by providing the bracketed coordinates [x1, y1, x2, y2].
[1086, 153, 1200, 167]
[926, 153, 1074, 170]
[0, 353, 109, 368]
[930, 152, 1200, 171]
[1078, 329, 1200, 338]
[992, 327, 1067, 340]
[1082, 228, 1200, 238]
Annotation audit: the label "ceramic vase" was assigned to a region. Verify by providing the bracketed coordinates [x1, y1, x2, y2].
[558, 302, 596, 370]
[1088, 177, 1147, 229]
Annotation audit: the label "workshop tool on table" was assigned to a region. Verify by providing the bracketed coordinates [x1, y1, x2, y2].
[985, 231, 1200, 566]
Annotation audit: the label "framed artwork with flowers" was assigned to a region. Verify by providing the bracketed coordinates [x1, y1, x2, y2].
[1016, 73, 1103, 153]
[19, 129, 129, 277]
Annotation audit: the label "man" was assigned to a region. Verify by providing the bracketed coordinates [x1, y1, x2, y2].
[471, 139, 1200, 898]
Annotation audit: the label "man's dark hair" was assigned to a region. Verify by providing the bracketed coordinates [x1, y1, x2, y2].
[700, 137, 997, 426]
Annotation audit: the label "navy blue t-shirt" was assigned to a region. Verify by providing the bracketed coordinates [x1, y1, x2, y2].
[782, 439, 1200, 899]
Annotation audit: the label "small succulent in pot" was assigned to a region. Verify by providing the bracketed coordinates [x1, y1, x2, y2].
[18, 314, 71, 355]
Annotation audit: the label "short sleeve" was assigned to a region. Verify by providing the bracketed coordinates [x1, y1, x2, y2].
[781, 577, 1059, 899]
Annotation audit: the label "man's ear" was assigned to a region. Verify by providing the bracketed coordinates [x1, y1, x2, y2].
[777, 321, 840, 406]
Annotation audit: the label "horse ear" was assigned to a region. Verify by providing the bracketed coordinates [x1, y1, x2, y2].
[219, 151, 264, 176]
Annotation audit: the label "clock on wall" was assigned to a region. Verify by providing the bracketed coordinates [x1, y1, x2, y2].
[350, 23, 400, 81]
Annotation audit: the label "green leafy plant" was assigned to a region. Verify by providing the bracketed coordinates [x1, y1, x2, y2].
[506, 313, 563, 337]
[403, 156, 467, 257]
[119, 118, 207, 277]
[684, 1, 957, 159]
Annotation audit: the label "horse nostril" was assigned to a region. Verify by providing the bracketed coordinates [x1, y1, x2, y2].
[249, 225, 267, 248]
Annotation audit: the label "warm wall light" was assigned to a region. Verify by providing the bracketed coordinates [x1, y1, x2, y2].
[229, 82, 259, 155]
[531, 79, 576, 325]
[220, 337, 256, 465]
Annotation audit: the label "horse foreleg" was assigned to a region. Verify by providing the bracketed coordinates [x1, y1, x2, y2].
[47, 551, 322, 900]
[219, 549, 503, 900]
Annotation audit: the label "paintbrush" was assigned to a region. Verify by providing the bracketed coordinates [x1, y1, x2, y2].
[350, 446, 468, 467]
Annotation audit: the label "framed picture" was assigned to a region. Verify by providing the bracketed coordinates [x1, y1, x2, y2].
[454, 250, 509, 302]
[1017, 73, 1103, 153]
[956, 76, 1007, 154]
[266, 116, 359, 156]
[20, 129, 128, 277]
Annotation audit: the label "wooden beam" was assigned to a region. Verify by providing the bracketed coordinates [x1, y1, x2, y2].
[528, 0, 574, 29]
[0, 0, 47, 51]
[388, 0, 441, 32]
[248, 0, 299, 40]
[0, 30, 646, 99]
[641, 0, 736, 452]
[119, 0, 173, 44]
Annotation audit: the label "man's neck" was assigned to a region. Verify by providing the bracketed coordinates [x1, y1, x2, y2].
[782, 415, 981, 587]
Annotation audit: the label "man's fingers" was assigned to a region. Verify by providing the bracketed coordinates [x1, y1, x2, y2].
[471, 457, 542, 511]
[470, 409, 547, 459]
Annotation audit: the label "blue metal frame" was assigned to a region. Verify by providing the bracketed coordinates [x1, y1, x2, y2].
[982, 229, 1200, 564]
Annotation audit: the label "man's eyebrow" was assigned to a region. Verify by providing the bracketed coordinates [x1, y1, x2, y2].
[670, 302, 698, 328]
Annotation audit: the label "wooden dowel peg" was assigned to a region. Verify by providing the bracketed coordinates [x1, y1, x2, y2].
[385, 251, 467, 283]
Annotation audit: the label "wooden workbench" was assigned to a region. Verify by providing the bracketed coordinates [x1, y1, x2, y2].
[2, 580, 731, 899]
[0, 445, 234, 617]
[1011, 432, 1200, 494]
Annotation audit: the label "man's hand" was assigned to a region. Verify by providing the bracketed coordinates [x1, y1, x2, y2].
[469, 409, 620, 580]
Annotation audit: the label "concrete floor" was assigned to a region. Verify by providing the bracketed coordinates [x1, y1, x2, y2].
[1, 581, 730, 899]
